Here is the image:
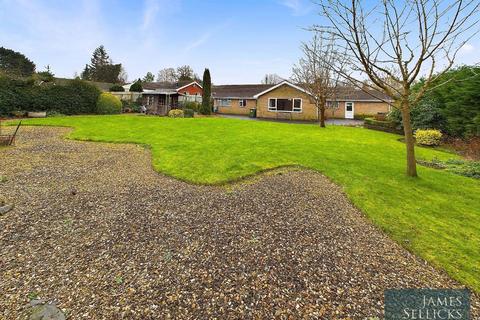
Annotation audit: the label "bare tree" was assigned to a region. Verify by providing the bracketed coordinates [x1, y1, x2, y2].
[176, 65, 195, 81]
[261, 74, 284, 85]
[315, 0, 479, 176]
[292, 31, 348, 127]
[157, 68, 178, 83]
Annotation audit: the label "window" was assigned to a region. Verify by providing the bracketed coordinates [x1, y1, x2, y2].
[346, 102, 353, 111]
[268, 98, 302, 112]
[268, 98, 276, 111]
[326, 101, 339, 109]
[147, 96, 154, 105]
[216, 99, 231, 107]
[239, 99, 247, 107]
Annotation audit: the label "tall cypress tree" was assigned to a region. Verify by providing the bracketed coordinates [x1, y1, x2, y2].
[201, 68, 211, 115]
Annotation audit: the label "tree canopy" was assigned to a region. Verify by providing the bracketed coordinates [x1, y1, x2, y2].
[81, 45, 123, 83]
[0, 47, 36, 77]
[417, 66, 480, 137]
[143, 72, 155, 83]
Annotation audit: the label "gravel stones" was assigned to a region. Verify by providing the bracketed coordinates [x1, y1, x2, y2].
[0, 126, 478, 319]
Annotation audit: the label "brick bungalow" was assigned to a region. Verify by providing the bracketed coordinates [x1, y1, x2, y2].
[213, 81, 391, 120]
[140, 81, 203, 115]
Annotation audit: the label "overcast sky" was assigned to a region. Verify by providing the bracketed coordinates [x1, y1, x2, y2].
[0, 0, 478, 84]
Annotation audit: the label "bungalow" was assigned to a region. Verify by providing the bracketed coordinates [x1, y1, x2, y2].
[140, 81, 203, 115]
[212, 81, 391, 120]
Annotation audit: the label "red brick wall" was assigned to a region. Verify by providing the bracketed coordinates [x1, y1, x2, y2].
[178, 83, 203, 96]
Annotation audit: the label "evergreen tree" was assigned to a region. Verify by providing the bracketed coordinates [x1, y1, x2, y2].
[0, 47, 36, 77]
[143, 72, 155, 82]
[200, 68, 211, 115]
[85, 45, 123, 83]
[90, 45, 110, 69]
[81, 64, 91, 80]
[129, 79, 143, 92]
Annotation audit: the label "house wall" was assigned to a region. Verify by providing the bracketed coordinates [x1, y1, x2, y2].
[178, 83, 203, 96]
[111, 92, 142, 102]
[256, 84, 318, 121]
[215, 98, 255, 115]
[324, 101, 391, 118]
[257, 84, 390, 120]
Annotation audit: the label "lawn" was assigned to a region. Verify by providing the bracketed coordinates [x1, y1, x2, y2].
[10, 114, 480, 292]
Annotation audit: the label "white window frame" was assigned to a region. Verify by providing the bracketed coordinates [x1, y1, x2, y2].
[147, 96, 154, 105]
[267, 98, 302, 113]
[217, 99, 231, 107]
[239, 99, 247, 107]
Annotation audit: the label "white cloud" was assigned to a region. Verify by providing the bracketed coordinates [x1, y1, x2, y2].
[459, 43, 475, 54]
[184, 32, 212, 53]
[142, 0, 160, 30]
[279, 0, 312, 16]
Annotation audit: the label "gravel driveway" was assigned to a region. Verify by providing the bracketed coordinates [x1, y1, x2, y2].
[0, 127, 478, 319]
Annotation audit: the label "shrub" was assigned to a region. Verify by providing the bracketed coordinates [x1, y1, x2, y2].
[182, 101, 200, 112]
[354, 113, 370, 120]
[129, 79, 143, 92]
[415, 129, 442, 146]
[184, 108, 194, 118]
[109, 85, 125, 92]
[364, 117, 396, 128]
[121, 100, 141, 113]
[374, 112, 388, 121]
[388, 98, 447, 134]
[96, 92, 122, 114]
[418, 158, 480, 179]
[168, 109, 184, 118]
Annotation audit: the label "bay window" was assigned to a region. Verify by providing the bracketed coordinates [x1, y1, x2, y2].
[268, 98, 302, 112]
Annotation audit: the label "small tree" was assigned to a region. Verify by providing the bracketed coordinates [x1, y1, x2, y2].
[36, 65, 55, 83]
[143, 72, 155, 82]
[200, 68, 212, 115]
[129, 79, 143, 92]
[316, 0, 480, 177]
[292, 31, 347, 127]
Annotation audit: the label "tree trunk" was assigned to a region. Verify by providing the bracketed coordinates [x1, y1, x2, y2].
[319, 106, 326, 128]
[401, 106, 417, 177]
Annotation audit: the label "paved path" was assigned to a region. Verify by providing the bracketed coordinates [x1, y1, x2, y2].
[0, 127, 477, 319]
[217, 114, 364, 126]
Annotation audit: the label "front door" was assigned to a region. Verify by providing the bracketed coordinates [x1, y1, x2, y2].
[345, 102, 354, 119]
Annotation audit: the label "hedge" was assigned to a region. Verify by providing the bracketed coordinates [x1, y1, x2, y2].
[364, 117, 403, 135]
[0, 76, 101, 116]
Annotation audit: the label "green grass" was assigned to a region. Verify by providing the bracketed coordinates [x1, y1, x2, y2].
[9, 114, 480, 292]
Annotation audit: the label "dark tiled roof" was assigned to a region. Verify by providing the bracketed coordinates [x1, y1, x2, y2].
[211, 82, 390, 102]
[142, 80, 196, 91]
[212, 84, 275, 98]
[333, 86, 392, 101]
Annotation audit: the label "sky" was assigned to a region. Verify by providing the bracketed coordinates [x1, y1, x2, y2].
[0, 0, 478, 84]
